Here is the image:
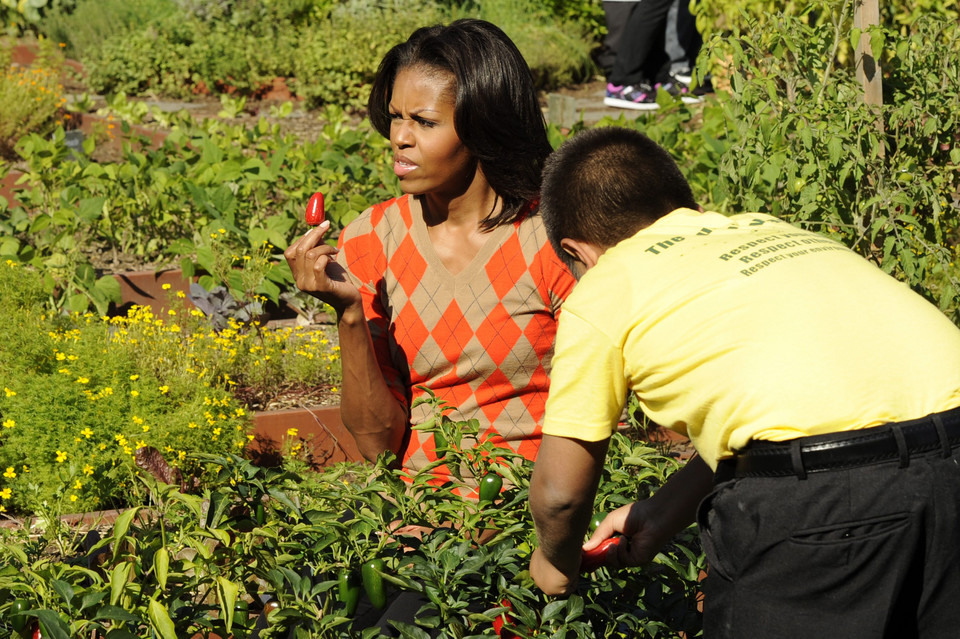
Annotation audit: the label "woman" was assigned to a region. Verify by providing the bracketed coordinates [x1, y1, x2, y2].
[284, 19, 575, 483]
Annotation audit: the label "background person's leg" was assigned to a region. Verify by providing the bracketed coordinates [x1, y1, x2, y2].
[608, 0, 676, 87]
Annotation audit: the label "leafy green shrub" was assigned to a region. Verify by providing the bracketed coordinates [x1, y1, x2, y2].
[0, 36, 67, 158]
[450, 0, 597, 88]
[84, 0, 599, 106]
[1, 109, 395, 313]
[291, 0, 451, 110]
[693, 0, 959, 44]
[0, 398, 703, 638]
[0, 264, 253, 515]
[38, 0, 177, 60]
[696, 9, 960, 321]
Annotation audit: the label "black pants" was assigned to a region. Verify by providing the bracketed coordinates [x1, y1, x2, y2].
[699, 421, 960, 637]
[608, 0, 675, 86]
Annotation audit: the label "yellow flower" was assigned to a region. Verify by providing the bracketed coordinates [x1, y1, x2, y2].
[3, 467, 15, 479]
[131, 390, 140, 397]
[82, 464, 94, 476]
[80, 427, 93, 439]
[136, 440, 146, 448]
[142, 424, 150, 433]
[55, 450, 68, 463]
[76, 377, 89, 384]
[162, 283, 171, 290]
[0, 488, 11, 500]
[130, 374, 139, 381]
[73, 479, 83, 490]
[69, 494, 78, 502]
[3, 387, 15, 397]
[2, 419, 14, 429]
[159, 385, 169, 394]
[286, 428, 298, 437]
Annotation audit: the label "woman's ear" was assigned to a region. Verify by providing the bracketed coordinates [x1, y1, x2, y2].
[559, 238, 605, 271]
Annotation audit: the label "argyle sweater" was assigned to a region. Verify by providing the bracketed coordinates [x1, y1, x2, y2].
[336, 194, 576, 477]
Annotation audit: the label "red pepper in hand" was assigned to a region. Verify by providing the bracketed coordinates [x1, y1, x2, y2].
[580, 536, 622, 573]
[305, 192, 325, 226]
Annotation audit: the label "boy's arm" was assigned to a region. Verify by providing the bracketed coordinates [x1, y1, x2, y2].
[529, 433, 610, 595]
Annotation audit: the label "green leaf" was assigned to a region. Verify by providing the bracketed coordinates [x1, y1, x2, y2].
[34, 609, 70, 639]
[77, 197, 105, 222]
[93, 605, 139, 622]
[869, 30, 885, 63]
[148, 598, 178, 639]
[849, 27, 862, 52]
[111, 508, 141, 557]
[154, 547, 170, 590]
[94, 274, 123, 303]
[217, 577, 240, 633]
[109, 562, 131, 606]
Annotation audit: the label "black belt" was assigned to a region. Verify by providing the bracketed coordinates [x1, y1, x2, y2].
[715, 406, 960, 481]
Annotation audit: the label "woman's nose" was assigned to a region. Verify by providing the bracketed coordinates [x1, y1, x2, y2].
[392, 119, 413, 148]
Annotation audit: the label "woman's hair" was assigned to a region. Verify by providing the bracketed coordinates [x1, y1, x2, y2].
[539, 126, 697, 267]
[368, 19, 552, 229]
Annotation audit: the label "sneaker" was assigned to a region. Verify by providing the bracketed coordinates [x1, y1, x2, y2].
[603, 83, 659, 111]
[671, 67, 694, 85]
[659, 76, 704, 104]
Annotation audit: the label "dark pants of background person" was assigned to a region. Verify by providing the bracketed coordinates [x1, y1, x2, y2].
[699, 411, 960, 638]
[607, 0, 676, 87]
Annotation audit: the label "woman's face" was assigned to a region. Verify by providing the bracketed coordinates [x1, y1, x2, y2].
[388, 66, 477, 198]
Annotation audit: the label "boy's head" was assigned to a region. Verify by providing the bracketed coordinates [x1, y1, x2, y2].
[539, 126, 697, 273]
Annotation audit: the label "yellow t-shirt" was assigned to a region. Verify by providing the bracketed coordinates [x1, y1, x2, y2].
[542, 209, 960, 468]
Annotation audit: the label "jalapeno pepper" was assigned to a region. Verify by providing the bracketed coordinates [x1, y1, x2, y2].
[338, 569, 362, 617]
[10, 598, 29, 635]
[478, 472, 503, 503]
[588, 512, 607, 533]
[361, 558, 387, 610]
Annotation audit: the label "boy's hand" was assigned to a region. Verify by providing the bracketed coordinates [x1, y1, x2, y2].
[583, 501, 672, 568]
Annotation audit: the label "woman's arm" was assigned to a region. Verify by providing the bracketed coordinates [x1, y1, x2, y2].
[336, 302, 409, 461]
[284, 222, 409, 462]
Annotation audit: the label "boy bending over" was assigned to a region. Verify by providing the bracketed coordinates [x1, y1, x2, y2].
[529, 126, 960, 637]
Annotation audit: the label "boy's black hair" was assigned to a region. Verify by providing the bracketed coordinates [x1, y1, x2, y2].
[368, 19, 552, 230]
[540, 126, 697, 269]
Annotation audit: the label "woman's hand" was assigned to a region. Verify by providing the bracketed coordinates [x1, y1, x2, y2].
[284, 221, 362, 317]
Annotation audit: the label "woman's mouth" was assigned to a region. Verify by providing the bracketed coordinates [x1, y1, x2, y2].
[394, 157, 418, 178]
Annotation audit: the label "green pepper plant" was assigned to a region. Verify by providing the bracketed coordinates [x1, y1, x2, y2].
[0, 392, 704, 638]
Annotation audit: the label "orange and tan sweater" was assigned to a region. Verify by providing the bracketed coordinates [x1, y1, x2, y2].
[336, 194, 576, 477]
